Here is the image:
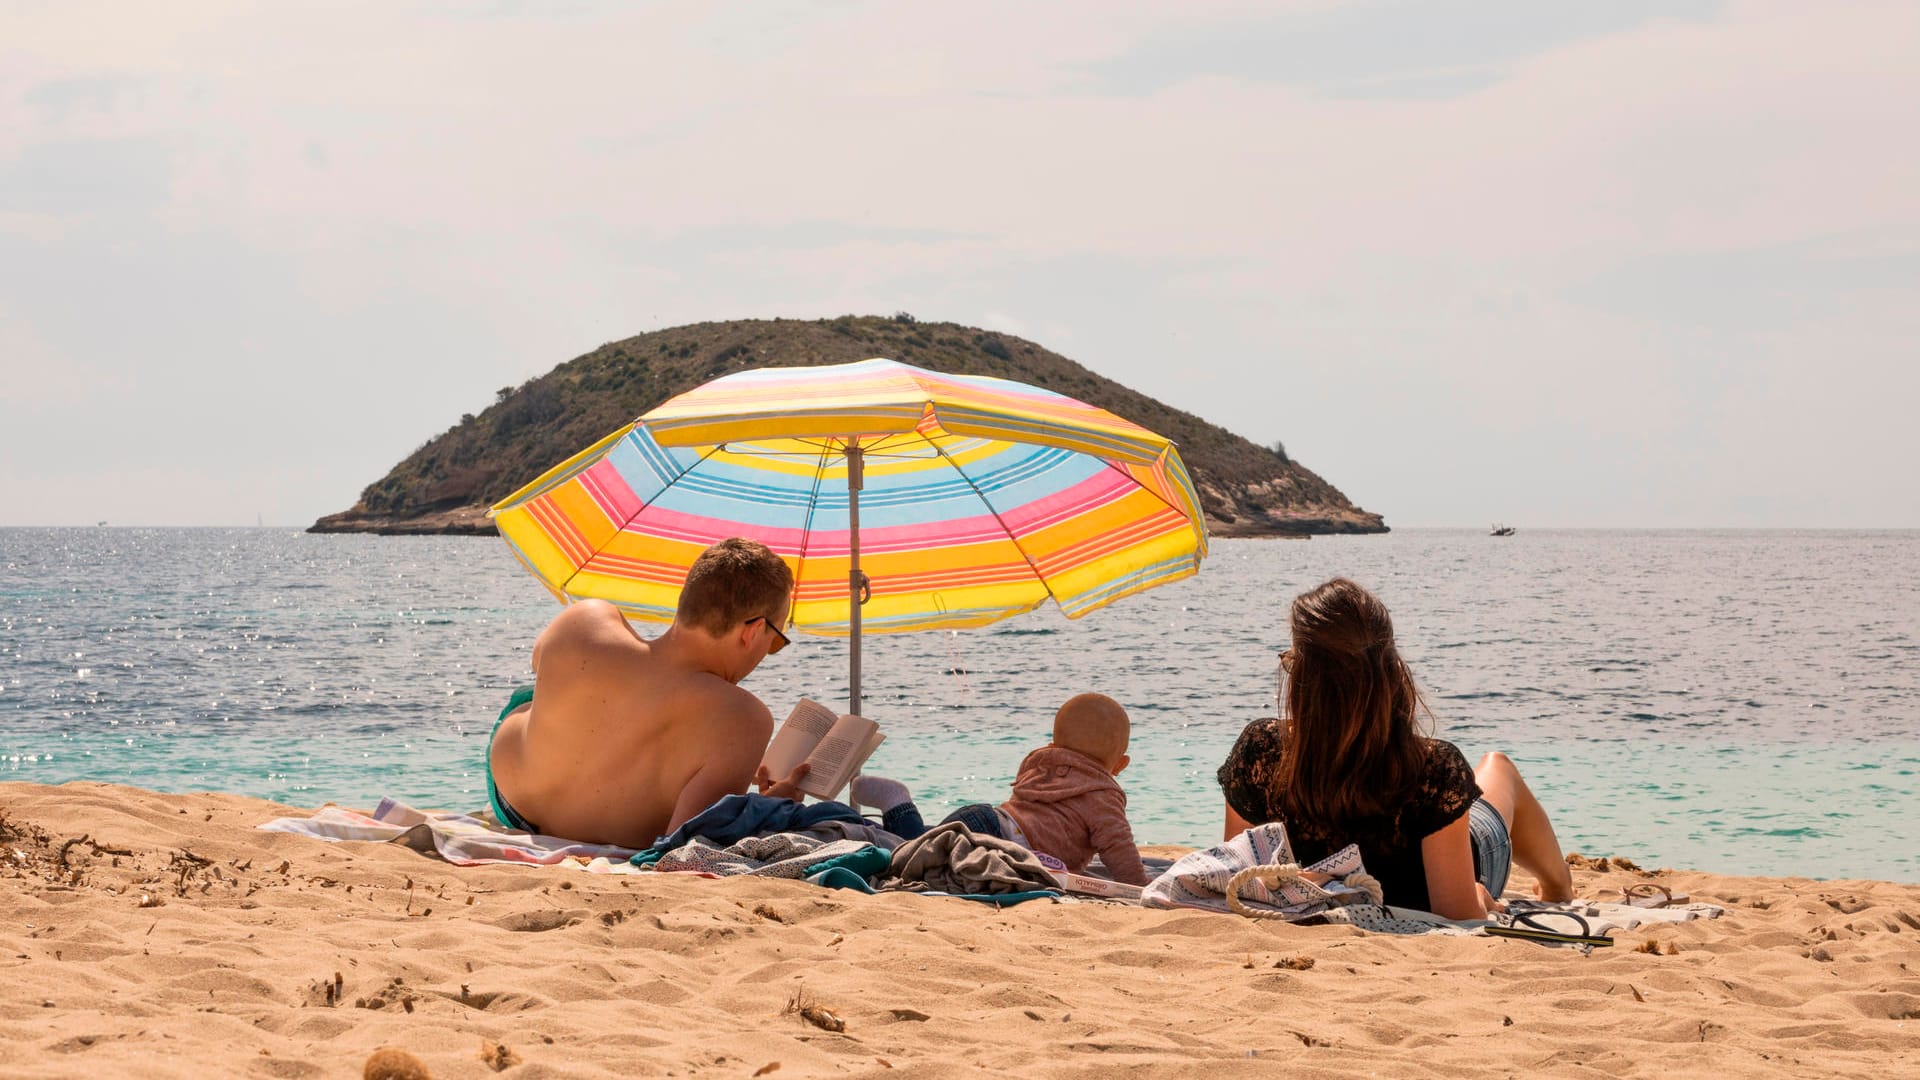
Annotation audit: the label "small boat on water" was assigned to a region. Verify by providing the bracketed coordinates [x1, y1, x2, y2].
[1489, 524, 1516, 537]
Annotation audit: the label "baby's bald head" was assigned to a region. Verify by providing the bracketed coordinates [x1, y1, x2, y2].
[1052, 693, 1131, 772]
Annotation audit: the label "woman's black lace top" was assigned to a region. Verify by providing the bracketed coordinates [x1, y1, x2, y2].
[1216, 717, 1481, 911]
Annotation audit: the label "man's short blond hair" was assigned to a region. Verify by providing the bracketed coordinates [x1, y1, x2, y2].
[676, 538, 794, 637]
[1052, 693, 1130, 769]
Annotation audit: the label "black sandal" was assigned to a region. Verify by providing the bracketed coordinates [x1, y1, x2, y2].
[1485, 909, 1615, 949]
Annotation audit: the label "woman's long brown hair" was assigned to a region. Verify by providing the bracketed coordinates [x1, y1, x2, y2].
[1271, 578, 1429, 830]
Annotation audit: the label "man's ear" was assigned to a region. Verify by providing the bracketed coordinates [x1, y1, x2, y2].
[1112, 753, 1130, 776]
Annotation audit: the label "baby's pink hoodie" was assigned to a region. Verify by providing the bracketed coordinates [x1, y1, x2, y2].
[999, 745, 1148, 886]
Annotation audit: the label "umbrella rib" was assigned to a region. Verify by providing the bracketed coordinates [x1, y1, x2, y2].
[927, 434, 1058, 608]
[862, 430, 924, 455]
[717, 444, 935, 461]
[788, 438, 834, 624]
[1098, 452, 1187, 521]
[703, 433, 933, 460]
[559, 434, 724, 598]
[716, 440, 839, 458]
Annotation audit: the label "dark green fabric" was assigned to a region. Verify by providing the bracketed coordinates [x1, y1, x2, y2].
[486, 685, 538, 833]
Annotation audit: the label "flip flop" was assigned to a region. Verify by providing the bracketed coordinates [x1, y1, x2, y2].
[1620, 882, 1689, 908]
[1485, 910, 1615, 949]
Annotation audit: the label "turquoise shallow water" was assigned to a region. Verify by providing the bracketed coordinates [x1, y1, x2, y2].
[2, 528, 1915, 882]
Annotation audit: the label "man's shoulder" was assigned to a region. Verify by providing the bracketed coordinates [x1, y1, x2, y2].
[680, 673, 775, 733]
[538, 600, 646, 658]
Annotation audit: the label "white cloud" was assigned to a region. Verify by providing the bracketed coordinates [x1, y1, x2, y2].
[1, 0, 1915, 526]
[0, 304, 140, 405]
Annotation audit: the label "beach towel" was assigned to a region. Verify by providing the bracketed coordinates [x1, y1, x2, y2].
[878, 820, 1061, 896]
[647, 832, 891, 880]
[258, 799, 642, 870]
[1504, 898, 1725, 928]
[633, 794, 868, 865]
[1470, 899, 1722, 949]
[794, 818, 908, 850]
[1301, 904, 1487, 935]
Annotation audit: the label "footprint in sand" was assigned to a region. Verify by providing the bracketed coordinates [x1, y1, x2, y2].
[490, 908, 588, 932]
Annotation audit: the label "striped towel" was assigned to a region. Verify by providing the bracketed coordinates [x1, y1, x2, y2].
[258, 799, 642, 871]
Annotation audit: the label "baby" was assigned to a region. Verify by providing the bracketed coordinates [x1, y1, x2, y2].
[853, 692, 1149, 886]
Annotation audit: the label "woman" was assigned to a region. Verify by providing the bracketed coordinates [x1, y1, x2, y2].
[1217, 578, 1574, 920]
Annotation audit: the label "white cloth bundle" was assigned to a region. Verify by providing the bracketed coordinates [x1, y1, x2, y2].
[1141, 822, 1374, 917]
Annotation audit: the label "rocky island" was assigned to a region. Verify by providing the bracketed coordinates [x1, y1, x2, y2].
[311, 316, 1386, 538]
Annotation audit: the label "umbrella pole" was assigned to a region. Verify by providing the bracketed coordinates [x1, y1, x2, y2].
[846, 444, 865, 719]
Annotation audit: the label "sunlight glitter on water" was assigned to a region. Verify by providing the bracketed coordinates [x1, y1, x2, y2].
[2, 527, 1916, 880]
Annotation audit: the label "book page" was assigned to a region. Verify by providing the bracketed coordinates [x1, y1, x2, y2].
[760, 698, 838, 781]
[797, 714, 881, 800]
[856, 729, 884, 768]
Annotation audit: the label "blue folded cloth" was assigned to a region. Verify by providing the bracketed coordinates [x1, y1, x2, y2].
[806, 864, 1058, 906]
[632, 794, 866, 866]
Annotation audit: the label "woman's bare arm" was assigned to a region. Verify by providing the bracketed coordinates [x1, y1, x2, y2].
[1223, 802, 1254, 842]
[1419, 815, 1490, 920]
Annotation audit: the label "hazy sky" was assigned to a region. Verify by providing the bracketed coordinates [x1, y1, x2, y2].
[4, 0, 1916, 528]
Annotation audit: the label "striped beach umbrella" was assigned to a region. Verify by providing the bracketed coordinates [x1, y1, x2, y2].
[491, 358, 1208, 714]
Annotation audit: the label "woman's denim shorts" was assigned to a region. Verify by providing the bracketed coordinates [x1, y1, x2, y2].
[1468, 797, 1512, 898]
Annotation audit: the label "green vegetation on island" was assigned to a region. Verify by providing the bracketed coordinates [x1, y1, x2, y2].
[310, 316, 1386, 537]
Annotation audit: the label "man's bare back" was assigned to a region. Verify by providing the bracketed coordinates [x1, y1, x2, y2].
[485, 539, 804, 848]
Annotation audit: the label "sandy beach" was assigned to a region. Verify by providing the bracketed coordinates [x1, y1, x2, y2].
[2, 780, 1916, 1079]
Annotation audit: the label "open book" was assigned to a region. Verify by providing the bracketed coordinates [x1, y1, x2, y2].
[759, 698, 885, 802]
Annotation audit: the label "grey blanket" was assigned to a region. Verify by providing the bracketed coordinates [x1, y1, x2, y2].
[800, 819, 906, 849]
[878, 820, 1060, 895]
[648, 833, 875, 879]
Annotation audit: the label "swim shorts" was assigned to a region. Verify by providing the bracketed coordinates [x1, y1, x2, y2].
[486, 685, 542, 835]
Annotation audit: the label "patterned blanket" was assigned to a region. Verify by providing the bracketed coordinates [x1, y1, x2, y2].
[257, 799, 641, 872]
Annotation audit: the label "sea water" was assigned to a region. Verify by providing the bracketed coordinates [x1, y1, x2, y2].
[2, 528, 1914, 882]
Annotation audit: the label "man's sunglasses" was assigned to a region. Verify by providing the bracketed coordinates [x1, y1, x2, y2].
[749, 615, 791, 655]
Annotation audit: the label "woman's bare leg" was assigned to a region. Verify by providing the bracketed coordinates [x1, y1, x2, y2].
[1475, 752, 1575, 901]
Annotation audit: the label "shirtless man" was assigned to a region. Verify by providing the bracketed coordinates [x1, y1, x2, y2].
[485, 537, 809, 847]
